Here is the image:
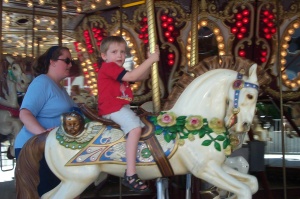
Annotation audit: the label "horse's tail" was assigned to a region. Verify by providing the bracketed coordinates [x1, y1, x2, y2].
[15, 132, 49, 199]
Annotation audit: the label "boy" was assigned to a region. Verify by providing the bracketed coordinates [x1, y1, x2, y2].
[97, 36, 159, 192]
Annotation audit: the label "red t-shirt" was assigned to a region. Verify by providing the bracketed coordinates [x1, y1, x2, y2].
[97, 62, 133, 115]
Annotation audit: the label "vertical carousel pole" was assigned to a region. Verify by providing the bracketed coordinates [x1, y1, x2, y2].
[146, 0, 160, 113]
[0, 0, 2, 63]
[58, 0, 63, 46]
[190, 0, 199, 67]
[145, 1, 165, 198]
[185, 1, 198, 199]
[275, 1, 287, 198]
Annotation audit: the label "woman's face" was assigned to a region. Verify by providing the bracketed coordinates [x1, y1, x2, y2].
[50, 49, 72, 79]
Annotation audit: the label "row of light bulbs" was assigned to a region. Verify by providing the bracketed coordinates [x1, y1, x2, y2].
[0, 0, 113, 13]
[4, 0, 112, 12]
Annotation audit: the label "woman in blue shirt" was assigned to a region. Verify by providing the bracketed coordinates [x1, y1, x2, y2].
[14, 46, 77, 197]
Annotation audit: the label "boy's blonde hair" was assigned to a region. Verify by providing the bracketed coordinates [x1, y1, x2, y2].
[100, 36, 127, 53]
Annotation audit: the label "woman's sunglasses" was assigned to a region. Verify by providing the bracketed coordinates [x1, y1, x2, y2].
[57, 58, 73, 65]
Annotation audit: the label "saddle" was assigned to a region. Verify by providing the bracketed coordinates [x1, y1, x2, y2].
[78, 103, 174, 177]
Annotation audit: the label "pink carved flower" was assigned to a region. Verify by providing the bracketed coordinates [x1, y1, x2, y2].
[157, 112, 177, 127]
[185, 116, 203, 131]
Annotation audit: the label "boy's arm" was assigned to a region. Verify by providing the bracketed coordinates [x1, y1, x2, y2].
[122, 45, 159, 82]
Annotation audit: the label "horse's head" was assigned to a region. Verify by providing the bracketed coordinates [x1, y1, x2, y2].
[6, 56, 32, 93]
[224, 64, 259, 133]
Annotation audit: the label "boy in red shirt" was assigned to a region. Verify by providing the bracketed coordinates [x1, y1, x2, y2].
[98, 36, 159, 192]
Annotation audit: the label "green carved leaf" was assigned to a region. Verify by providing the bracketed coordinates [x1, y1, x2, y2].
[215, 135, 225, 141]
[199, 129, 206, 138]
[177, 116, 187, 121]
[171, 133, 177, 140]
[176, 126, 183, 132]
[164, 133, 171, 143]
[223, 138, 230, 149]
[168, 126, 177, 133]
[202, 140, 212, 146]
[155, 129, 163, 135]
[214, 141, 221, 151]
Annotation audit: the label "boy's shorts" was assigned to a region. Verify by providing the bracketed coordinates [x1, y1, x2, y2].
[103, 105, 144, 134]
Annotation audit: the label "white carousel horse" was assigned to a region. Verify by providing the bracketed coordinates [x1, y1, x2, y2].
[0, 55, 31, 158]
[16, 64, 259, 199]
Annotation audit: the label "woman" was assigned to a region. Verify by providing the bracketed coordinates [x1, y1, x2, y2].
[14, 46, 77, 197]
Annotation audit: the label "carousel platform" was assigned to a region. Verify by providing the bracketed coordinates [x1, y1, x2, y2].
[1, 160, 300, 199]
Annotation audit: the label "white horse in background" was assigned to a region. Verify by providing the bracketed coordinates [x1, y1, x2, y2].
[16, 64, 259, 199]
[0, 55, 31, 158]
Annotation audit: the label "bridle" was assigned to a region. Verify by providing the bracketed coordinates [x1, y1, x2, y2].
[227, 72, 259, 129]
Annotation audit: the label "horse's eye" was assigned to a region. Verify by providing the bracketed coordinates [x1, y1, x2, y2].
[247, 94, 253, 100]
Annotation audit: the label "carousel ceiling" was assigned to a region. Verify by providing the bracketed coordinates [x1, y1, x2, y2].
[1, 0, 144, 58]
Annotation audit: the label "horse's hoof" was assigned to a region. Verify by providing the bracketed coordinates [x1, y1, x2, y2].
[6, 146, 15, 160]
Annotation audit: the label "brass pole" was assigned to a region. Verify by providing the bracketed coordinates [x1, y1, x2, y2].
[0, 0, 2, 62]
[58, 0, 63, 46]
[275, 1, 287, 198]
[190, 0, 198, 67]
[32, 6, 35, 57]
[146, 0, 160, 113]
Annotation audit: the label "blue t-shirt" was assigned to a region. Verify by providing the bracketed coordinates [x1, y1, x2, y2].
[14, 74, 76, 149]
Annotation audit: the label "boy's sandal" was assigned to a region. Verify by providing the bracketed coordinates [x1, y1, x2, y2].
[122, 172, 151, 193]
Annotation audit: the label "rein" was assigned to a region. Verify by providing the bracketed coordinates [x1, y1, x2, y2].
[227, 73, 259, 129]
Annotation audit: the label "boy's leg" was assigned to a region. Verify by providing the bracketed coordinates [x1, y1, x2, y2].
[126, 127, 142, 176]
[125, 127, 147, 189]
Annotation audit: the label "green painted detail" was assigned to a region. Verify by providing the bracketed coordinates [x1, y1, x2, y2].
[149, 112, 230, 152]
[56, 127, 89, 150]
[141, 148, 152, 158]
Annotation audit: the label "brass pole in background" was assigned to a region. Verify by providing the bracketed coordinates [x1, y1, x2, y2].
[190, 0, 199, 67]
[58, 0, 63, 46]
[146, 0, 160, 113]
[0, 0, 2, 62]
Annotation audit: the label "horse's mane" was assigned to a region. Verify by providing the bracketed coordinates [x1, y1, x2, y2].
[163, 55, 269, 110]
[15, 132, 49, 199]
[0, 60, 9, 99]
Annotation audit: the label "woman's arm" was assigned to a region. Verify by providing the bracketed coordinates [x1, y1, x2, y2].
[19, 109, 46, 135]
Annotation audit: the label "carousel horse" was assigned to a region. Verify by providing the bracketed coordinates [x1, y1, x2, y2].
[16, 63, 259, 199]
[0, 55, 31, 158]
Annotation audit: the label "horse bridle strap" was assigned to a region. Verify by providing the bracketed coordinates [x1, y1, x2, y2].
[232, 73, 259, 114]
[142, 117, 174, 177]
[228, 73, 259, 129]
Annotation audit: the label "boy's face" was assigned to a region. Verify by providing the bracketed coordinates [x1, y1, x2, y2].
[101, 42, 126, 67]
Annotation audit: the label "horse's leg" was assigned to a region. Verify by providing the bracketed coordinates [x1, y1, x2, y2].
[193, 161, 253, 199]
[43, 180, 94, 199]
[41, 183, 62, 199]
[222, 164, 258, 194]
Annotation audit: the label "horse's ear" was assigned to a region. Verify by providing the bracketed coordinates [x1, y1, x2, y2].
[6, 55, 14, 64]
[248, 64, 258, 82]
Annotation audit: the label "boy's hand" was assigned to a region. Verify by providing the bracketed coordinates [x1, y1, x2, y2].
[147, 45, 160, 62]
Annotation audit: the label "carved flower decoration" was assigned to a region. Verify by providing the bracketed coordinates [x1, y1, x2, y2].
[157, 112, 177, 127]
[208, 118, 226, 134]
[185, 116, 203, 131]
[224, 145, 232, 156]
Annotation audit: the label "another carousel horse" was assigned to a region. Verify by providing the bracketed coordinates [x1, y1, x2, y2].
[0, 55, 31, 158]
[16, 64, 259, 199]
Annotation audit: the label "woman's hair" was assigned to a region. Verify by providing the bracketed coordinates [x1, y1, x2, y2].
[32, 46, 69, 77]
[99, 36, 127, 54]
